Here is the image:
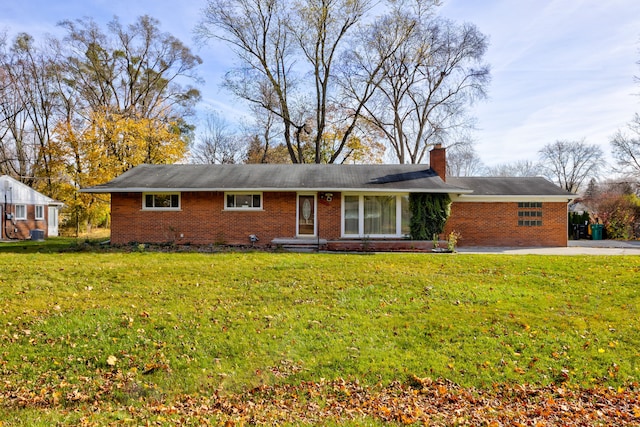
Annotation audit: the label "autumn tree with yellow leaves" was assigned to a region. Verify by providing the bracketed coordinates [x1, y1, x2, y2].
[1, 15, 201, 232]
[49, 110, 187, 229]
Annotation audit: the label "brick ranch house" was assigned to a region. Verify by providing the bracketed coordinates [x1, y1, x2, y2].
[1, 175, 63, 240]
[82, 146, 574, 249]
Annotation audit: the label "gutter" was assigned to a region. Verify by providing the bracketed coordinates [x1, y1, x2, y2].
[80, 186, 474, 195]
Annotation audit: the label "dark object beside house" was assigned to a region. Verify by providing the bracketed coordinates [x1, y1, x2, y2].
[30, 229, 45, 241]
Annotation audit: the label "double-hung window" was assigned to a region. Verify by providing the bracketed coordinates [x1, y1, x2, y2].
[225, 193, 262, 210]
[15, 204, 27, 220]
[343, 194, 410, 237]
[143, 193, 180, 210]
[35, 205, 45, 220]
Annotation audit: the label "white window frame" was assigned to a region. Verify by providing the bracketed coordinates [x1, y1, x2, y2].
[224, 192, 263, 211]
[142, 193, 181, 211]
[341, 193, 409, 238]
[35, 205, 45, 220]
[15, 204, 27, 220]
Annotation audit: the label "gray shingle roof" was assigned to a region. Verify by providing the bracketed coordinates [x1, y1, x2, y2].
[81, 164, 574, 198]
[82, 164, 469, 193]
[447, 177, 573, 197]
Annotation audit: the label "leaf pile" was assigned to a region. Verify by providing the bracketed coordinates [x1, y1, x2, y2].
[2, 374, 638, 425]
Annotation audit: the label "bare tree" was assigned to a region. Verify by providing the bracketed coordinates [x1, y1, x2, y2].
[610, 113, 640, 177]
[197, 0, 306, 161]
[362, 11, 490, 164]
[191, 111, 243, 164]
[446, 143, 486, 176]
[0, 33, 60, 189]
[538, 139, 605, 193]
[0, 64, 28, 177]
[59, 16, 202, 120]
[290, 0, 373, 163]
[196, 0, 442, 164]
[485, 159, 543, 177]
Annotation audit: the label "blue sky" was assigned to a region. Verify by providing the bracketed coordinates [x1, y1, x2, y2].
[3, 0, 640, 167]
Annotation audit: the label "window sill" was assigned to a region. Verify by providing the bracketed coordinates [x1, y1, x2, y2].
[341, 235, 407, 239]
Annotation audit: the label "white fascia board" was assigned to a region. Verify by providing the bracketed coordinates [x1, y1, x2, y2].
[82, 187, 472, 194]
[451, 194, 575, 203]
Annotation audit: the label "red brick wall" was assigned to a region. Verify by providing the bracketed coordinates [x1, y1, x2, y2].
[444, 201, 568, 247]
[1, 204, 49, 240]
[317, 193, 342, 239]
[111, 193, 569, 247]
[111, 191, 343, 246]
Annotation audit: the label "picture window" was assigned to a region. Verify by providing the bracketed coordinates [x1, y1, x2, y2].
[343, 194, 410, 237]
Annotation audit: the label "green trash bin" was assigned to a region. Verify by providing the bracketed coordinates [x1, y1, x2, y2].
[591, 223, 603, 240]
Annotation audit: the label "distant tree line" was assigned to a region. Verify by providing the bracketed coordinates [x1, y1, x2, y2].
[447, 139, 606, 192]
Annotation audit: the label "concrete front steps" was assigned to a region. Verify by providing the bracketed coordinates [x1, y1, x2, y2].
[271, 238, 328, 252]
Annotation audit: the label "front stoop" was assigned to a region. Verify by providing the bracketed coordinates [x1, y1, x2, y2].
[271, 238, 328, 252]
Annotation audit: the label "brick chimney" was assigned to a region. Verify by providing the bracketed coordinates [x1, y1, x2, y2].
[429, 143, 446, 181]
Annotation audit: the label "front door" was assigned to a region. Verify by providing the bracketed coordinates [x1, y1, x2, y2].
[297, 194, 316, 236]
[48, 206, 59, 237]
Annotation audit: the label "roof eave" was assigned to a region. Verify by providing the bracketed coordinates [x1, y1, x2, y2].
[453, 194, 576, 202]
[81, 186, 473, 194]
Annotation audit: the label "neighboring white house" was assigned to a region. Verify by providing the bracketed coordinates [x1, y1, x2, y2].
[0, 175, 63, 240]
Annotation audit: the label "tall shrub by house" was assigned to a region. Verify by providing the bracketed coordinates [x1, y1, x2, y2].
[409, 193, 451, 240]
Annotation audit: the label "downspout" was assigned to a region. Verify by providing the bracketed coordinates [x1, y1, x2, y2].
[4, 186, 18, 240]
[3, 191, 8, 240]
[4, 192, 11, 240]
[1, 195, 4, 240]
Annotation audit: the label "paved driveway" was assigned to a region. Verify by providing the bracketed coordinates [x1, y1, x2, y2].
[457, 240, 640, 255]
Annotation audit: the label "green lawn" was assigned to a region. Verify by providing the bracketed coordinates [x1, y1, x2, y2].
[0, 243, 638, 425]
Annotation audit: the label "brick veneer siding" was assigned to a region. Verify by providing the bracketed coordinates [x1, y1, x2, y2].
[111, 193, 569, 247]
[110, 191, 344, 246]
[316, 193, 342, 240]
[444, 201, 568, 247]
[2, 204, 49, 240]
